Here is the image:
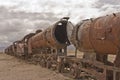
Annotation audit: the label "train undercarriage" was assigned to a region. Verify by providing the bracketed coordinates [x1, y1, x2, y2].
[15, 47, 120, 80]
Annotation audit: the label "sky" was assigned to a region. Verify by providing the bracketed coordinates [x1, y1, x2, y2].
[0, 0, 120, 51]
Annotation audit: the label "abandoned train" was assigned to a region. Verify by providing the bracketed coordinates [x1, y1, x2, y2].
[5, 13, 120, 80]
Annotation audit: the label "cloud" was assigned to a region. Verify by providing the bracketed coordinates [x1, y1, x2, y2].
[0, 6, 58, 50]
[94, 0, 120, 15]
[0, 0, 100, 22]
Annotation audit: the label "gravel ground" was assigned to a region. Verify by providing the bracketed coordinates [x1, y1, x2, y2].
[0, 53, 72, 80]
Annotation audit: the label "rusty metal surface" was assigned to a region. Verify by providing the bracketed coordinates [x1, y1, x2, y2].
[12, 41, 24, 56]
[71, 19, 94, 52]
[90, 13, 120, 54]
[22, 33, 35, 43]
[5, 45, 14, 55]
[29, 19, 73, 51]
[72, 13, 120, 54]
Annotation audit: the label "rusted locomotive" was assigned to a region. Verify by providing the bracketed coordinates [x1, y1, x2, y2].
[5, 13, 120, 80]
[5, 45, 14, 55]
[25, 17, 73, 67]
[5, 17, 74, 67]
[70, 13, 120, 80]
[27, 17, 73, 53]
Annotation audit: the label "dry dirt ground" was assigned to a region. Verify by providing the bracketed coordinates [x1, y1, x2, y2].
[0, 53, 72, 80]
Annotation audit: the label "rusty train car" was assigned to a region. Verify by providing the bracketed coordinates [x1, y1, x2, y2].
[5, 13, 120, 80]
[5, 45, 14, 55]
[70, 13, 120, 80]
[27, 17, 73, 54]
[5, 17, 74, 66]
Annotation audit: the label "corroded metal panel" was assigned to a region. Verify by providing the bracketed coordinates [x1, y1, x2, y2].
[29, 19, 74, 51]
[72, 13, 120, 54]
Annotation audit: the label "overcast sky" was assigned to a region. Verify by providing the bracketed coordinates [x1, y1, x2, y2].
[0, 0, 120, 51]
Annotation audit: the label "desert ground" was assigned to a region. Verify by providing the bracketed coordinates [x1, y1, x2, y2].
[0, 52, 72, 80]
[0, 51, 115, 80]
